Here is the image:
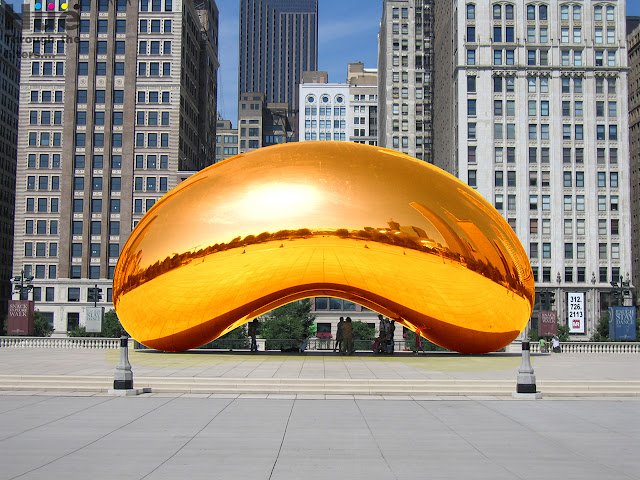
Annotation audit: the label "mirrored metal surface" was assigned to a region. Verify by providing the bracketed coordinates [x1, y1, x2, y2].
[113, 142, 534, 353]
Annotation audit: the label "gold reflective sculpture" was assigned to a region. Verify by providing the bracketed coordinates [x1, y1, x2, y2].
[113, 142, 534, 354]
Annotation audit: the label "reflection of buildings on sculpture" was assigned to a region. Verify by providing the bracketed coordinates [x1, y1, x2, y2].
[12, 0, 220, 333]
[433, 0, 634, 339]
[298, 63, 378, 146]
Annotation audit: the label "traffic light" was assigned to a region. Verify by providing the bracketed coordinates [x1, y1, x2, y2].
[88, 287, 103, 303]
[549, 291, 555, 305]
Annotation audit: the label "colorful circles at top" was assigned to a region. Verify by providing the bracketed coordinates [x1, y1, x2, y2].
[34, 2, 69, 10]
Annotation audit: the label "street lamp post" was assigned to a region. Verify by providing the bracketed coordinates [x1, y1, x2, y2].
[11, 270, 34, 301]
[610, 276, 631, 307]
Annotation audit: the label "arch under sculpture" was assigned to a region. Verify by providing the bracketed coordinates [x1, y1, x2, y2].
[113, 142, 535, 354]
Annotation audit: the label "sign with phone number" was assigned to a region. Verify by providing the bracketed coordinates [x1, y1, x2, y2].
[568, 292, 585, 333]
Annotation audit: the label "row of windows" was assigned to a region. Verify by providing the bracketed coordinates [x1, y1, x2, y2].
[28, 132, 61, 147]
[76, 90, 125, 104]
[304, 133, 347, 141]
[32, 40, 66, 55]
[139, 0, 172, 13]
[466, 49, 618, 67]
[24, 242, 58, 257]
[20, 264, 57, 280]
[73, 17, 170, 35]
[30, 91, 63, 103]
[470, 74, 609, 95]
[133, 198, 157, 213]
[72, 220, 120, 236]
[136, 111, 170, 126]
[134, 176, 168, 192]
[466, 3, 615, 22]
[466, 122, 619, 142]
[138, 62, 171, 76]
[30, 62, 64, 76]
[532, 267, 620, 284]
[216, 135, 238, 144]
[305, 120, 347, 129]
[494, 193, 620, 212]
[74, 154, 125, 169]
[529, 243, 620, 261]
[490, 170, 618, 189]
[25, 197, 59, 213]
[303, 107, 346, 116]
[72, 198, 121, 213]
[138, 40, 172, 55]
[529, 218, 619, 236]
[65, 287, 114, 302]
[26, 176, 60, 191]
[215, 146, 238, 155]
[71, 243, 120, 258]
[27, 154, 60, 169]
[139, 18, 172, 33]
[24, 220, 58, 235]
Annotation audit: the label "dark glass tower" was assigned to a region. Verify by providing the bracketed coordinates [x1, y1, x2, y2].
[239, 0, 318, 111]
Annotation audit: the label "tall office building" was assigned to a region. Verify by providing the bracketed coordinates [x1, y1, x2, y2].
[0, 3, 20, 319]
[13, 0, 219, 332]
[629, 18, 640, 306]
[238, 0, 318, 112]
[434, 0, 632, 338]
[378, 0, 434, 162]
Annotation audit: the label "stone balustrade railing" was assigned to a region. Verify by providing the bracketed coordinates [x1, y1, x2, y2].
[530, 341, 640, 354]
[0, 336, 121, 349]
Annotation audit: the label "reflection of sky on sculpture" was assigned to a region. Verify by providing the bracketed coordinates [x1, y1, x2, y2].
[114, 142, 534, 353]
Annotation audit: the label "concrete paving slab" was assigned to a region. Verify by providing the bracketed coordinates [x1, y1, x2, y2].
[0, 395, 638, 479]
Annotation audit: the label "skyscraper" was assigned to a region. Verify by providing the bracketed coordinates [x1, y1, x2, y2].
[238, 0, 318, 112]
[434, 0, 632, 338]
[0, 3, 21, 318]
[628, 18, 640, 307]
[13, 0, 218, 332]
[378, 0, 434, 162]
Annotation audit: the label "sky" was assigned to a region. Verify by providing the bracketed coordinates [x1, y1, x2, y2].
[217, 0, 640, 126]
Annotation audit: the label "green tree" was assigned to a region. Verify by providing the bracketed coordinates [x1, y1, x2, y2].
[590, 313, 610, 342]
[33, 311, 53, 337]
[260, 299, 316, 350]
[558, 324, 570, 342]
[527, 327, 540, 342]
[351, 321, 375, 341]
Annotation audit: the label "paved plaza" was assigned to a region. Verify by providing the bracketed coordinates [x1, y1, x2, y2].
[0, 348, 638, 479]
[0, 395, 638, 480]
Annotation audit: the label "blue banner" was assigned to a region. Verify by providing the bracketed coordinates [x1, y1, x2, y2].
[608, 307, 637, 341]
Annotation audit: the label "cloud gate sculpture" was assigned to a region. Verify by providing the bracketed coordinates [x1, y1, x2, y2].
[113, 142, 534, 354]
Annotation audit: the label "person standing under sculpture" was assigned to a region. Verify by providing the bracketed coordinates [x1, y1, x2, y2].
[248, 319, 259, 352]
[552, 334, 561, 353]
[334, 317, 344, 352]
[388, 320, 396, 354]
[342, 317, 354, 355]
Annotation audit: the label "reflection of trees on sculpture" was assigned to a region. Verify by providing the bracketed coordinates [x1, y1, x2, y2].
[115, 222, 532, 304]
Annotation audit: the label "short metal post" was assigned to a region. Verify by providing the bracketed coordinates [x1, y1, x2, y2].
[513, 341, 541, 398]
[113, 336, 133, 390]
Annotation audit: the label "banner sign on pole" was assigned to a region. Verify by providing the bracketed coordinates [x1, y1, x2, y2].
[568, 292, 585, 334]
[8, 300, 35, 335]
[85, 307, 104, 333]
[539, 310, 557, 336]
[608, 307, 637, 341]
